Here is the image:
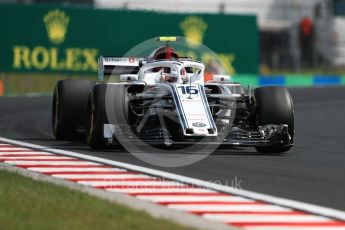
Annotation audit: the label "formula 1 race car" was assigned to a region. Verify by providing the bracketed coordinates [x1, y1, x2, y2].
[52, 37, 294, 153]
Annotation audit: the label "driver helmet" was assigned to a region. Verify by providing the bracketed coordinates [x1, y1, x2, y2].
[149, 46, 179, 60]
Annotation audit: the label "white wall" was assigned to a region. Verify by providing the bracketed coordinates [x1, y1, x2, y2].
[96, 0, 341, 67]
[96, 0, 323, 30]
[333, 17, 345, 66]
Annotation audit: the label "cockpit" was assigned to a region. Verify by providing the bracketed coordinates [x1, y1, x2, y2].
[138, 60, 205, 85]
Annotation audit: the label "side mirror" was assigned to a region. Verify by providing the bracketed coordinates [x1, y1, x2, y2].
[120, 74, 138, 82]
[213, 75, 231, 82]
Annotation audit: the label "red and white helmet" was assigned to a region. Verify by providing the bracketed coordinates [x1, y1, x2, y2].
[148, 46, 179, 60]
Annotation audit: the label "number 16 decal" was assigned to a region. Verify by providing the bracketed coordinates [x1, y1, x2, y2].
[177, 86, 199, 95]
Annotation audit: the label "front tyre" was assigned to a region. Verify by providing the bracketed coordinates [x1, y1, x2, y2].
[254, 86, 294, 153]
[52, 79, 95, 140]
[86, 84, 128, 149]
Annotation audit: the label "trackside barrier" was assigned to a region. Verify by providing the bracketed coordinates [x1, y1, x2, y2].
[0, 74, 344, 97]
[232, 74, 345, 87]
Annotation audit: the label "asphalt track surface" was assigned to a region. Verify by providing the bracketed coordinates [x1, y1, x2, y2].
[0, 86, 345, 211]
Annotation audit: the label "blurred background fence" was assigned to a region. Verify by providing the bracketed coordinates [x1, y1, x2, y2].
[1, 0, 345, 95]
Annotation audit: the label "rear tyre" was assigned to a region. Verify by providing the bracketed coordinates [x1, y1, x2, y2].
[86, 84, 128, 149]
[254, 86, 294, 153]
[52, 79, 95, 140]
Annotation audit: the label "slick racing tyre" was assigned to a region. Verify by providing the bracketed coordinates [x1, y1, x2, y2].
[86, 84, 128, 149]
[254, 86, 294, 153]
[52, 79, 95, 140]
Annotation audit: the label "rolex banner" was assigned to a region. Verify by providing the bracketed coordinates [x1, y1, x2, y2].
[0, 3, 258, 74]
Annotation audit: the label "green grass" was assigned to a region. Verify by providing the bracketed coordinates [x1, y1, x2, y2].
[0, 73, 123, 96]
[0, 72, 96, 96]
[0, 169, 195, 230]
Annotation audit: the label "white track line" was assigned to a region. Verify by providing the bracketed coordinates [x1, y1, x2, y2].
[52, 174, 151, 179]
[0, 151, 53, 155]
[5, 161, 101, 166]
[168, 204, 292, 212]
[78, 180, 185, 187]
[203, 214, 331, 222]
[0, 147, 30, 151]
[28, 167, 126, 172]
[243, 227, 345, 230]
[137, 195, 252, 203]
[0, 137, 345, 221]
[106, 188, 218, 194]
[0, 156, 76, 160]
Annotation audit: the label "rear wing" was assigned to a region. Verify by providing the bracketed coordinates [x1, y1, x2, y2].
[98, 56, 143, 81]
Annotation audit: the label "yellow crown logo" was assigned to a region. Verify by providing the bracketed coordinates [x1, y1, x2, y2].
[180, 16, 207, 48]
[44, 9, 69, 44]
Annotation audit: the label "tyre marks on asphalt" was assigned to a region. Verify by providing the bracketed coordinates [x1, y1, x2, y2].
[1, 143, 345, 230]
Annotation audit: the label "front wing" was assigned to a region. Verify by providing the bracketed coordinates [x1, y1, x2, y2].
[103, 123, 291, 148]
